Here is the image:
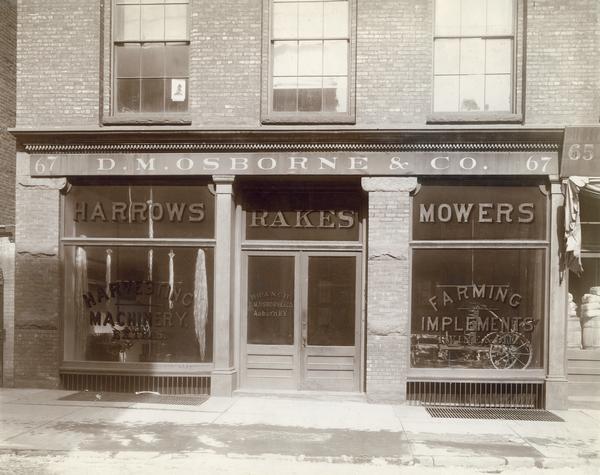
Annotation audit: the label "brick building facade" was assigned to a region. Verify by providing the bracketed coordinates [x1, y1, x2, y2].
[7, 0, 600, 409]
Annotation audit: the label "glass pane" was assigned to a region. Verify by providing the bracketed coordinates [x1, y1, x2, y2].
[141, 4, 164, 41]
[412, 184, 547, 240]
[486, 0, 513, 35]
[435, 0, 460, 36]
[323, 40, 347, 76]
[323, 1, 348, 37]
[166, 78, 188, 112]
[307, 256, 355, 346]
[67, 246, 213, 362]
[247, 256, 295, 345]
[298, 76, 322, 111]
[66, 185, 215, 239]
[323, 76, 347, 112]
[141, 43, 165, 77]
[434, 39, 459, 75]
[115, 5, 141, 41]
[486, 39, 512, 74]
[433, 75, 459, 112]
[273, 2, 298, 38]
[165, 44, 189, 76]
[141, 78, 165, 112]
[298, 2, 323, 38]
[460, 0, 486, 35]
[460, 38, 485, 74]
[244, 190, 361, 241]
[581, 193, 600, 251]
[298, 40, 323, 76]
[569, 258, 600, 329]
[115, 45, 140, 78]
[116, 78, 140, 113]
[273, 41, 298, 76]
[273, 77, 298, 111]
[411, 249, 545, 369]
[164, 4, 187, 40]
[485, 74, 511, 111]
[459, 74, 484, 111]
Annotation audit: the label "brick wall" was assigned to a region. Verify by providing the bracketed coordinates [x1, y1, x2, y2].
[362, 177, 416, 402]
[526, 0, 600, 124]
[0, 0, 16, 226]
[17, 0, 100, 127]
[189, 0, 262, 126]
[356, 0, 432, 126]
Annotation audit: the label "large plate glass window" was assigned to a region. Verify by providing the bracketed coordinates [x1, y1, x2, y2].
[433, 0, 514, 113]
[270, 0, 350, 115]
[568, 190, 600, 350]
[114, 0, 189, 114]
[411, 182, 548, 370]
[63, 184, 215, 363]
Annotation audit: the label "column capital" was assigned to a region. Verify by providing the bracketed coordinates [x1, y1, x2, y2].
[361, 177, 418, 193]
[212, 175, 235, 194]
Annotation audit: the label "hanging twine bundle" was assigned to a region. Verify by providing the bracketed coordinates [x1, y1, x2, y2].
[74, 246, 88, 358]
[105, 248, 112, 294]
[193, 249, 209, 360]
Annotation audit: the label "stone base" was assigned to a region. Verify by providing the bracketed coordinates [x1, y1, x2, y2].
[211, 368, 237, 396]
[545, 378, 569, 410]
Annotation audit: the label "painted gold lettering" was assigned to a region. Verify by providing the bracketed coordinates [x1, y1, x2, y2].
[478, 203, 493, 223]
[518, 203, 534, 223]
[250, 211, 268, 227]
[188, 203, 205, 222]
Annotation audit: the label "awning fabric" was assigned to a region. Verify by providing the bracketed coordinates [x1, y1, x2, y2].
[565, 177, 600, 275]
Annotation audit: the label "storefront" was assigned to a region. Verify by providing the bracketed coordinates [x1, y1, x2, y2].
[562, 126, 600, 400]
[18, 129, 567, 406]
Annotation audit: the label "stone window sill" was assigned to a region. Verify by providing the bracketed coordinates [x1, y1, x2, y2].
[103, 114, 192, 126]
[262, 112, 356, 125]
[426, 113, 523, 125]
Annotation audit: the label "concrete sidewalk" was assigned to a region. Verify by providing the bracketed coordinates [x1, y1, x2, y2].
[0, 388, 598, 474]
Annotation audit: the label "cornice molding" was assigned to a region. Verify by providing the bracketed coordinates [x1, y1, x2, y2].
[25, 142, 560, 154]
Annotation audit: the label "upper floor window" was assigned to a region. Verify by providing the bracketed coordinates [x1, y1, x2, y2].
[114, 0, 189, 114]
[433, 0, 514, 113]
[269, 0, 351, 117]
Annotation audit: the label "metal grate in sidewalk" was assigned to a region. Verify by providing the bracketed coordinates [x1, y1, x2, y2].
[59, 391, 209, 406]
[425, 406, 564, 422]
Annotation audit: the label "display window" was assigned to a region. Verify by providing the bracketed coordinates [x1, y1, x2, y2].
[568, 191, 600, 350]
[63, 183, 215, 363]
[411, 182, 548, 371]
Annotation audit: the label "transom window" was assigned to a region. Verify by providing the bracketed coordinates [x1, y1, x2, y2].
[114, 0, 189, 114]
[271, 0, 350, 114]
[433, 0, 514, 113]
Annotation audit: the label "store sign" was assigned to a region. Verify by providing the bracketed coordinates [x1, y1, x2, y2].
[413, 185, 547, 240]
[244, 190, 360, 241]
[66, 185, 215, 239]
[30, 151, 559, 176]
[561, 127, 600, 177]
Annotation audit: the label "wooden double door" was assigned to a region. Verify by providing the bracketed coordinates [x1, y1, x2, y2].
[242, 251, 361, 391]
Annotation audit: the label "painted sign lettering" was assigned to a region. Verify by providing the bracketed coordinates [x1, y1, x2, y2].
[30, 151, 559, 176]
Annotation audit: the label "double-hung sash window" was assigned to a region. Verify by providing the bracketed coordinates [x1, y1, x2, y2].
[433, 0, 515, 113]
[114, 0, 189, 114]
[270, 0, 350, 115]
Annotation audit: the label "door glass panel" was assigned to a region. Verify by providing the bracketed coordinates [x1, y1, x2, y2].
[307, 256, 355, 346]
[247, 256, 295, 345]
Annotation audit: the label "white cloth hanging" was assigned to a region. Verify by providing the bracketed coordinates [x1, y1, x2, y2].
[565, 177, 600, 275]
[168, 249, 175, 309]
[105, 248, 112, 294]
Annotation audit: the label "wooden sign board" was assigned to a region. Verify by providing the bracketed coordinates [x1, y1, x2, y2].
[30, 151, 559, 177]
[561, 127, 600, 177]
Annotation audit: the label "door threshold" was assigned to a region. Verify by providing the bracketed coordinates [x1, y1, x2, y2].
[233, 388, 367, 402]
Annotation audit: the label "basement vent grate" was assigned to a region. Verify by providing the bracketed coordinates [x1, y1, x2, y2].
[59, 391, 209, 406]
[60, 373, 211, 395]
[426, 406, 564, 422]
[407, 381, 545, 409]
